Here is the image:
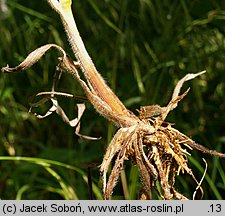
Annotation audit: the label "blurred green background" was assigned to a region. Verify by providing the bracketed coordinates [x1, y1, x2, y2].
[0, 0, 225, 199]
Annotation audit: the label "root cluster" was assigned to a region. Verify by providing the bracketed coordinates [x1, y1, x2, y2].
[101, 116, 198, 199]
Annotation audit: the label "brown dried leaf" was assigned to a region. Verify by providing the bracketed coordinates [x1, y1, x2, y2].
[1, 44, 66, 73]
[31, 93, 83, 127]
[161, 71, 206, 121]
[29, 91, 75, 119]
[172, 71, 206, 100]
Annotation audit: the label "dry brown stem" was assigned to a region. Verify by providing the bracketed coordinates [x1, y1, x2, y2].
[2, 0, 225, 200]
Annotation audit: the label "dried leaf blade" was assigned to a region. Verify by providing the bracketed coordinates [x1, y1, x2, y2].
[1, 44, 66, 73]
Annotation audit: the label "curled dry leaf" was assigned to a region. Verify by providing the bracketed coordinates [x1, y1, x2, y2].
[1, 44, 66, 73]
[2, 43, 99, 140]
[29, 91, 99, 140]
[171, 71, 206, 99]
